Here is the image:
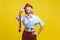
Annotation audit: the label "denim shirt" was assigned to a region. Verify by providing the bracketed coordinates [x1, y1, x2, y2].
[16, 14, 44, 32]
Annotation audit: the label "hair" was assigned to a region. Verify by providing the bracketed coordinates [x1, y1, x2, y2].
[24, 10, 33, 14]
[24, 6, 33, 14]
[24, 6, 33, 9]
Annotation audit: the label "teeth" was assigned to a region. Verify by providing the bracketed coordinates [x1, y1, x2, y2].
[26, 11, 29, 13]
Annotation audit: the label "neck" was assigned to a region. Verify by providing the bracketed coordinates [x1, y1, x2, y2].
[27, 13, 31, 17]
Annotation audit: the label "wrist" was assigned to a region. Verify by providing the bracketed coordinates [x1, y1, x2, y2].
[19, 11, 23, 13]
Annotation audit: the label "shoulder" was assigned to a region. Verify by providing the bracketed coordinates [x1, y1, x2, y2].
[33, 15, 39, 18]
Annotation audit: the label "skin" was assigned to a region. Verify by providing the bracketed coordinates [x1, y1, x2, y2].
[19, 6, 44, 35]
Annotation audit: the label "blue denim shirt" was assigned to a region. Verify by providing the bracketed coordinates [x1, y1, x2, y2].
[16, 14, 44, 32]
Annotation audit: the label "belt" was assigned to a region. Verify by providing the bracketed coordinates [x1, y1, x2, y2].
[24, 28, 35, 32]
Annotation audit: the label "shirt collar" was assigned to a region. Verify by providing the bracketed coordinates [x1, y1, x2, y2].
[25, 14, 33, 18]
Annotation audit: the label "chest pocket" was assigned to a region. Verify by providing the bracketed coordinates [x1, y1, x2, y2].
[23, 17, 29, 26]
[23, 16, 37, 26]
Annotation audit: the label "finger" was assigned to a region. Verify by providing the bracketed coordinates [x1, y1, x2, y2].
[21, 6, 24, 9]
[32, 32, 37, 35]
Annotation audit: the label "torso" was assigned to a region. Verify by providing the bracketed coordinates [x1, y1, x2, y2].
[22, 14, 38, 32]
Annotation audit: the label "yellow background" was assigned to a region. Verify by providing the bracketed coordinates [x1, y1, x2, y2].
[0, 0, 60, 40]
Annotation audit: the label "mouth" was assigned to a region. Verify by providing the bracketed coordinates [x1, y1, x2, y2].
[26, 10, 29, 11]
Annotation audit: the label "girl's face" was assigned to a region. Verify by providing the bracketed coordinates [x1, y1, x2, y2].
[25, 6, 32, 14]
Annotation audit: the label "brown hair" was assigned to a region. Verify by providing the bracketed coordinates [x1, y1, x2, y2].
[24, 6, 33, 14]
[24, 6, 33, 9]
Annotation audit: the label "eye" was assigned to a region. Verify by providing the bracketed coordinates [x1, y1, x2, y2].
[26, 7, 31, 10]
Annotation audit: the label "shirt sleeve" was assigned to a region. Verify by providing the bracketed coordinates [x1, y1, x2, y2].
[16, 16, 23, 22]
[36, 16, 44, 27]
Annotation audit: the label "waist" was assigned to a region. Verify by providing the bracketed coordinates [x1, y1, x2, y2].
[24, 27, 35, 32]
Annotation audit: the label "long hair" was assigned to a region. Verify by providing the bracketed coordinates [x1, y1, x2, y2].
[24, 6, 33, 14]
[24, 10, 33, 14]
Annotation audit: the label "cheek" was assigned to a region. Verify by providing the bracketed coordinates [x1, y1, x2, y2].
[29, 7, 31, 10]
[26, 8, 29, 10]
[26, 7, 31, 10]
[28, 8, 31, 11]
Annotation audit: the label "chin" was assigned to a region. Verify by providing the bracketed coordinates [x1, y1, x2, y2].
[26, 11, 30, 13]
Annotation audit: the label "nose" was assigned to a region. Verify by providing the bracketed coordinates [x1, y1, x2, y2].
[26, 7, 29, 10]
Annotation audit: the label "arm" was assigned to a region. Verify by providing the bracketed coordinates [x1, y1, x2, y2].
[37, 17, 44, 34]
[33, 26, 44, 35]
[37, 26, 44, 35]
[18, 11, 22, 32]
[33, 16, 44, 35]
[18, 7, 24, 32]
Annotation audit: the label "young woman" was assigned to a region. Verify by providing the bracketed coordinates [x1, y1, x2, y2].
[16, 3, 44, 40]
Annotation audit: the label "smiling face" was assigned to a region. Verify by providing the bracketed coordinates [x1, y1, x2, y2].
[24, 6, 33, 14]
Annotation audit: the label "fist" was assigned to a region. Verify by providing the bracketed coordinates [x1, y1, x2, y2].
[20, 6, 24, 12]
[32, 32, 37, 35]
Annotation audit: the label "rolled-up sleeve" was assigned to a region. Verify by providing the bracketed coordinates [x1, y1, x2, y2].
[36, 16, 44, 27]
[16, 16, 23, 22]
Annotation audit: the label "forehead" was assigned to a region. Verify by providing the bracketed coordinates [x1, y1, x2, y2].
[24, 6, 33, 9]
[25, 6, 31, 8]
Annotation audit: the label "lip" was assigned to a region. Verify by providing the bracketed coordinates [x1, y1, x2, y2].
[26, 10, 29, 11]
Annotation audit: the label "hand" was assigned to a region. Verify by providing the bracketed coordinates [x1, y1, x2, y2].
[32, 32, 41, 35]
[19, 6, 24, 13]
[32, 32, 38, 35]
